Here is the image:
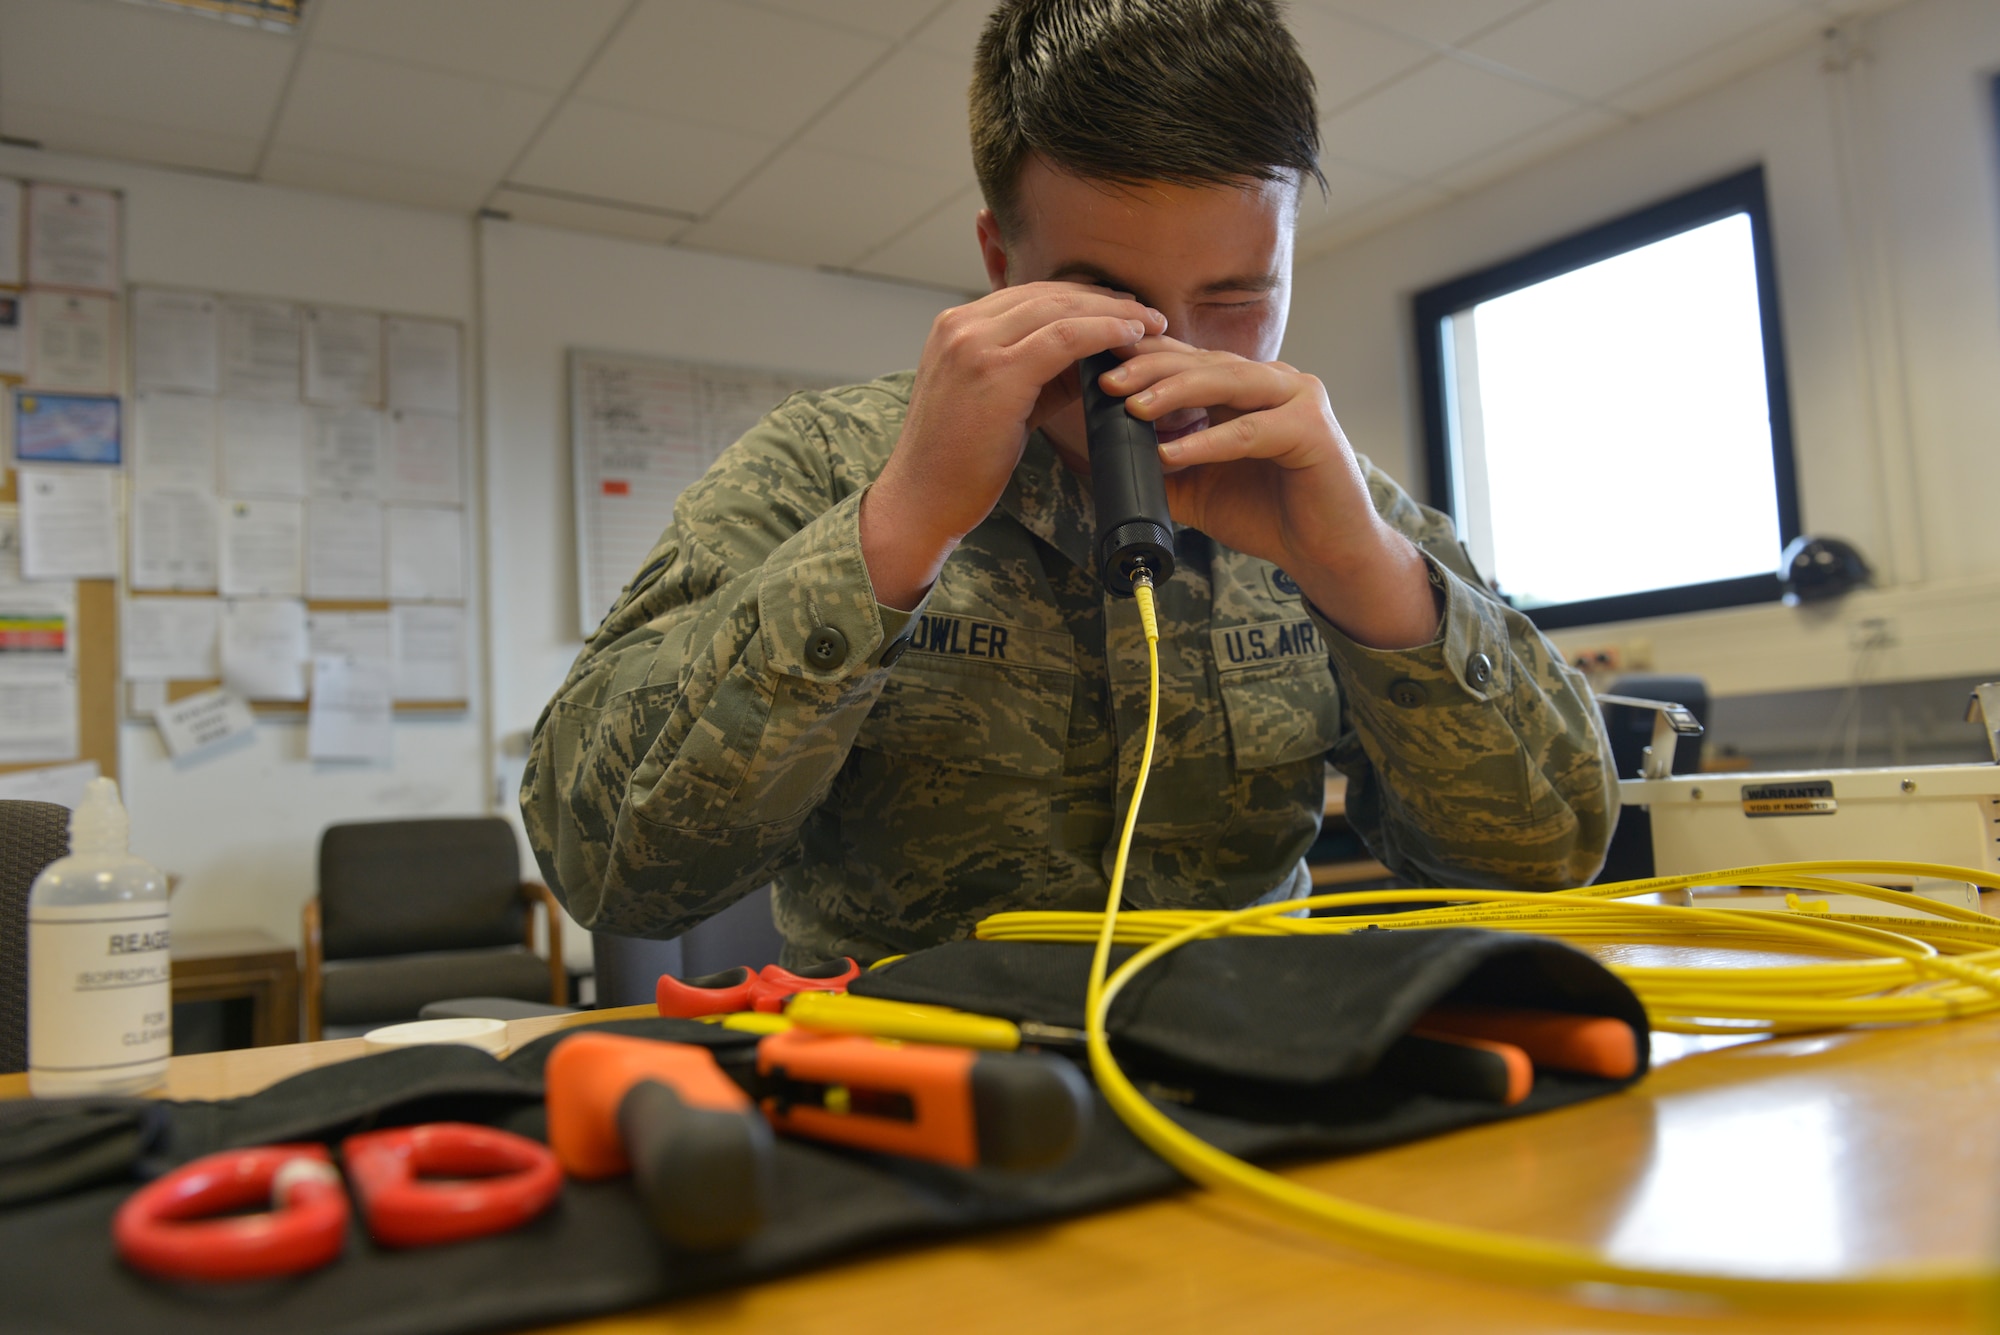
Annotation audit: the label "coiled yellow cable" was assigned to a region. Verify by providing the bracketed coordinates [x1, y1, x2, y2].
[1043, 578, 1994, 1312]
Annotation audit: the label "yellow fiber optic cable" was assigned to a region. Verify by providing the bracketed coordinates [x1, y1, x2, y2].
[1061, 578, 1993, 1311]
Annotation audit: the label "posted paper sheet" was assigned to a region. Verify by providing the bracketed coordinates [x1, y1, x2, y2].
[133, 391, 217, 490]
[0, 760, 100, 809]
[386, 410, 461, 505]
[155, 687, 256, 761]
[26, 182, 118, 292]
[18, 467, 119, 580]
[220, 299, 302, 401]
[132, 288, 220, 394]
[306, 497, 385, 599]
[130, 488, 218, 591]
[218, 498, 303, 598]
[309, 609, 392, 665]
[0, 507, 80, 763]
[219, 399, 306, 498]
[0, 292, 23, 378]
[12, 390, 120, 466]
[310, 407, 385, 498]
[385, 318, 460, 415]
[26, 291, 117, 393]
[392, 603, 466, 702]
[308, 655, 393, 763]
[386, 505, 462, 600]
[220, 597, 307, 700]
[123, 596, 221, 679]
[304, 307, 382, 406]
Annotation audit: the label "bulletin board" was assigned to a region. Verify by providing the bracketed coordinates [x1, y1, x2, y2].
[118, 284, 473, 721]
[568, 350, 843, 638]
[0, 174, 122, 784]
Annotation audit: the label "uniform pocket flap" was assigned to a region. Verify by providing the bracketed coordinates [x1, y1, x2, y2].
[1214, 617, 1341, 769]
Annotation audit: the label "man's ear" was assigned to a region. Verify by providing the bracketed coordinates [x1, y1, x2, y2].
[975, 209, 1010, 291]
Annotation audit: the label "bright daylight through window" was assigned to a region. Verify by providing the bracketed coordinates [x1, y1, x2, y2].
[1415, 169, 1800, 630]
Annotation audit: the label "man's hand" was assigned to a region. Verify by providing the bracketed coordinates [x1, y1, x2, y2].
[1101, 339, 1440, 650]
[861, 283, 1166, 611]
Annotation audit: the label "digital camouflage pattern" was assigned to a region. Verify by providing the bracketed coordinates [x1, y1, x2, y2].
[522, 371, 1619, 965]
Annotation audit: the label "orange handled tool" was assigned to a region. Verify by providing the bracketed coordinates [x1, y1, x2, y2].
[1416, 1006, 1640, 1079]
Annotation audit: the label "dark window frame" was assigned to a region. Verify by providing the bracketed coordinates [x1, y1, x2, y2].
[1412, 165, 1803, 631]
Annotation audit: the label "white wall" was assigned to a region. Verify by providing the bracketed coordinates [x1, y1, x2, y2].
[1282, 0, 2000, 696]
[0, 142, 486, 949]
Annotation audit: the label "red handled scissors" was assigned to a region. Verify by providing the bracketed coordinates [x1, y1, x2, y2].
[113, 1123, 562, 1283]
[656, 957, 860, 1018]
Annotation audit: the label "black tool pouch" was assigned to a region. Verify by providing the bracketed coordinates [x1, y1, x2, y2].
[0, 929, 1645, 1335]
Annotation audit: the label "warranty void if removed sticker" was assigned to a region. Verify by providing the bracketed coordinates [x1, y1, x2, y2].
[1741, 780, 1838, 817]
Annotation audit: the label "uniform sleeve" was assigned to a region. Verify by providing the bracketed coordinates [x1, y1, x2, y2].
[520, 395, 920, 939]
[1309, 459, 1619, 889]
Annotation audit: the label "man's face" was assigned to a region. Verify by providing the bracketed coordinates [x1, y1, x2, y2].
[977, 155, 1297, 461]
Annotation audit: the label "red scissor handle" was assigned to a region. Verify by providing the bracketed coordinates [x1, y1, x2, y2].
[342, 1123, 562, 1248]
[656, 957, 859, 1018]
[113, 1144, 348, 1282]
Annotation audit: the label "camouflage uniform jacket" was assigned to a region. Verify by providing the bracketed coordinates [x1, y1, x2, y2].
[522, 371, 1618, 965]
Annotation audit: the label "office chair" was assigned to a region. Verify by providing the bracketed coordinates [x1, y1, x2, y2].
[0, 800, 73, 1074]
[302, 818, 566, 1040]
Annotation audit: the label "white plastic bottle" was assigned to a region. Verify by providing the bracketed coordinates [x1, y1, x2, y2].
[27, 778, 171, 1096]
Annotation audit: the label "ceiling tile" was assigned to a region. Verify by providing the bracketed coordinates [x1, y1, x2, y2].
[0, 0, 293, 138]
[801, 47, 972, 176]
[848, 184, 988, 291]
[906, 0, 1001, 66]
[269, 45, 552, 180]
[1605, 9, 1828, 117]
[308, 0, 631, 93]
[1300, 0, 1545, 49]
[260, 145, 497, 211]
[577, 0, 890, 139]
[0, 101, 262, 175]
[1294, 180, 1453, 258]
[1286, 7, 1436, 115]
[678, 146, 967, 268]
[1318, 58, 1577, 181]
[746, 0, 942, 41]
[509, 100, 774, 216]
[1462, 0, 1799, 103]
[487, 186, 684, 245]
[1429, 105, 1621, 193]
[1297, 158, 1420, 233]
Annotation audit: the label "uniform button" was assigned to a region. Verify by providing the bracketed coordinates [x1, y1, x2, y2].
[804, 626, 849, 670]
[1388, 679, 1426, 709]
[878, 635, 910, 668]
[1466, 652, 1494, 688]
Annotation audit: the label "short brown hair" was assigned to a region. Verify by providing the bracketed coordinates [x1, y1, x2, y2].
[970, 0, 1325, 236]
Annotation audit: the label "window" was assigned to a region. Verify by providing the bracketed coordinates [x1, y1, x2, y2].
[1414, 167, 1801, 630]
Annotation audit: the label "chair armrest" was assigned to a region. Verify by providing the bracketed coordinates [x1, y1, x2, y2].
[521, 882, 567, 1006]
[301, 897, 324, 1042]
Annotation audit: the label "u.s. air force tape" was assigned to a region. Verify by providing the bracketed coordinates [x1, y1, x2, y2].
[1211, 617, 1323, 670]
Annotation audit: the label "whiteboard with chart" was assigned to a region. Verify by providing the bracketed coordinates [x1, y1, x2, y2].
[567, 350, 842, 639]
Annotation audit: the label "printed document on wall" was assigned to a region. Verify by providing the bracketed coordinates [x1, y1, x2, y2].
[304, 307, 381, 406]
[218, 498, 303, 598]
[220, 299, 302, 401]
[130, 488, 218, 591]
[25, 183, 118, 292]
[0, 178, 21, 287]
[133, 391, 217, 490]
[123, 596, 220, 679]
[132, 288, 220, 394]
[310, 407, 385, 498]
[18, 467, 119, 580]
[0, 291, 23, 377]
[385, 318, 460, 415]
[308, 654, 393, 763]
[392, 603, 465, 702]
[26, 291, 117, 394]
[309, 609, 391, 666]
[220, 597, 307, 700]
[0, 760, 99, 809]
[306, 497, 385, 599]
[155, 687, 256, 761]
[219, 399, 306, 498]
[386, 505, 462, 600]
[0, 506, 80, 763]
[387, 410, 461, 505]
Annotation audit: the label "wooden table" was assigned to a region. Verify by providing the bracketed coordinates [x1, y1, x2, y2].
[3, 988, 1994, 1332]
[170, 929, 300, 1048]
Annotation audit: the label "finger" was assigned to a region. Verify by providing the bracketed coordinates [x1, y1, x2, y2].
[989, 291, 1164, 347]
[1006, 315, 1155, 381]
[1154, 404, 1307, 469]
[1097, 344, 1232, 394]
[1123, 362, 1303, 420]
